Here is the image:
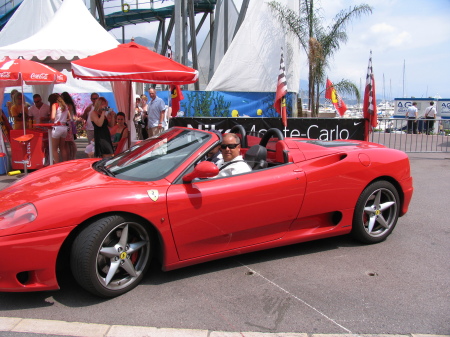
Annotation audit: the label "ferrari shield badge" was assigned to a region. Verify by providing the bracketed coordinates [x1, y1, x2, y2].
[147, 190, 159, 202]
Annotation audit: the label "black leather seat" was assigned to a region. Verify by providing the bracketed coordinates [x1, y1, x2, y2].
[244, 145, 268, 170]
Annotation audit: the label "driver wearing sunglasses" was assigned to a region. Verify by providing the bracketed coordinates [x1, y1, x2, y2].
[216, 133, 251, 177]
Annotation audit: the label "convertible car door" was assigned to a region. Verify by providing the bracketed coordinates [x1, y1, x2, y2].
[166, 164, 306, 260]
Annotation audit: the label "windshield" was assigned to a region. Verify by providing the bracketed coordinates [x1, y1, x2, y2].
[100, 128, 210, 181]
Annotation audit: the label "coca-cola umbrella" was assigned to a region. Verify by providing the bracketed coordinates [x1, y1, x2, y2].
[0, 57, 67, 134]
[71, 41, 198, 84]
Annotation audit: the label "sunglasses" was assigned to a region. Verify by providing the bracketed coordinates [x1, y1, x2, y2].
[220, 143, 239, 150]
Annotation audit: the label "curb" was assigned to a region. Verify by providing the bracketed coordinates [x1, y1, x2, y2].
[1, 317, 449, 337]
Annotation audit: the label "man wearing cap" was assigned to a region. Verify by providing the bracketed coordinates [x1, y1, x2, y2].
[146, 88, 166, 138]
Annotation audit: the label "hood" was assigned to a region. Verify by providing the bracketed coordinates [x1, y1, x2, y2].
[0, 159, 110, 212]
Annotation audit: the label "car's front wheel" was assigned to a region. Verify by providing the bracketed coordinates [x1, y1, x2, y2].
[351, 181, 400, 244]
[71, 215, 151, 297]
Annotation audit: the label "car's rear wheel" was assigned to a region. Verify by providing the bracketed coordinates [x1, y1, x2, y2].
[352, 181, 400, 244]
[70, 215, 151, 297]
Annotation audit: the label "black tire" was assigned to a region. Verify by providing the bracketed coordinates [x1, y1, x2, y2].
[351, 180, 400, 244]
[70, 215, 151, 297]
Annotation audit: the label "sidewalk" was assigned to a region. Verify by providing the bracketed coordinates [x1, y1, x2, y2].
[0, 316, 448, 337]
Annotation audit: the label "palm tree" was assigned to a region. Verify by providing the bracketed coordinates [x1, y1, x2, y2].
[268, 1, 372, 116]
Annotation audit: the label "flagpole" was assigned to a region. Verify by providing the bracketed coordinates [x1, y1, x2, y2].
[21, 78, 26, 135]
[274, 47, 288, 128]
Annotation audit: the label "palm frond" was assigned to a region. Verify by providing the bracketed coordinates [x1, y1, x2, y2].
[266, 1, 308, 51]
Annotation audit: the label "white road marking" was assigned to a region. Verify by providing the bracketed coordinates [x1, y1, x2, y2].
[238, 262, 353, 334]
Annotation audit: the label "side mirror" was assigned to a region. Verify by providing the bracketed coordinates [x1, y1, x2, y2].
[183, 161, 219, 182]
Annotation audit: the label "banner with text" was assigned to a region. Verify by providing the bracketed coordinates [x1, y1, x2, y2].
[394, 98, 450, 119]
[170, 118, 365, 141]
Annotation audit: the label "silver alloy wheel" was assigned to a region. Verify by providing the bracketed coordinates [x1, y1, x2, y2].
[71, 215, 151, 297]
[352, 181, 400, 244]
[96, 222, 150, 291]
[362, 187, 398, 237]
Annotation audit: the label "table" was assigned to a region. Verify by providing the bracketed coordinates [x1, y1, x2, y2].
[34, 123, 61, 165]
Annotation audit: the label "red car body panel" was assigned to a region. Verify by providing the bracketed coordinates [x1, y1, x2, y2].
[167, 164, 306, 260]
[0, 127, 413, 292]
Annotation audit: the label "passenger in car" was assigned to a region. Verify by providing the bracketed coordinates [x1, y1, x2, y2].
[206, 130, 223, 166]
[216, 133, 251, 177]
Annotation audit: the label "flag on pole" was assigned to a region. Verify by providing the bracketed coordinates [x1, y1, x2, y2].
[170, 84, 184, 117]
[274, 48, 288, 127]
[363, 51, 377, 129]
[325, 78, 347, 117]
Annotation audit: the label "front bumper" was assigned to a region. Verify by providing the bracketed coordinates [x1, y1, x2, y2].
[400, 176, 414, 216]
[0, 226, 72, 292]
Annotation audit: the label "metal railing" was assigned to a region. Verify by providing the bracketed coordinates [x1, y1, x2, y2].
[370, 118, 450, 153]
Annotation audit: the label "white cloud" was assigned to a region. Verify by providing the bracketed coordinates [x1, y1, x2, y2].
[370, 22, 396, 34]
[357, 22, 413, 51]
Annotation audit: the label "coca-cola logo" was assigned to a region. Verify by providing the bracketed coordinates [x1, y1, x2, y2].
[30, 73, 49, 80]
[57, 74, 64, 81]
[0, 72, 11, 78]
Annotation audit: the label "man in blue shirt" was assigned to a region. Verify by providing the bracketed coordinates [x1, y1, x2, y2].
[146, 88, 166, 138]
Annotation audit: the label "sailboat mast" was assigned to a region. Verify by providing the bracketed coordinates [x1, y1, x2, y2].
[390, 79, 392, 101]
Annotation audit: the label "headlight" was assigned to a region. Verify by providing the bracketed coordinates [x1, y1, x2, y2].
[0, 203, 38, 230]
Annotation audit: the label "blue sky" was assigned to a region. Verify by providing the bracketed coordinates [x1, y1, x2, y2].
[103, 0, 450, 99]
[316, 0, 450, 99]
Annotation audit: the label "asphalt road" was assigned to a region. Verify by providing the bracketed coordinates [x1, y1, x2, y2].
[0, 151, 449, 335]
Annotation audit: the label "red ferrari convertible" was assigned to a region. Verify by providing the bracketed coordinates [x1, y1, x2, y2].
[0, 127, 413, 297]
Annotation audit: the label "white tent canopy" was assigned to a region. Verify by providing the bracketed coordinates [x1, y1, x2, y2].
[0, 0, 62, 48]
[195, 0, 239, 90]
[0, 0, 119, 69]
[206, 0, 300, 93]
[0, 0, 119, 107]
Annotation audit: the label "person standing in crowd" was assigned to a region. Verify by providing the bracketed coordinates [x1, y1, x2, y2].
[28, 94, 50, 124]
[61, 92, 78, 160]
[424, 101, 437, 135]
[106, 109, 117, 140]
[146, 88, 166, 138]
[111, 112, 129, 152]
[49, 93, 69, 163]
[406, 102, 418, 134]
[10, 92, 29, 130]
[82, 92, 99, 142]
[90, 96, 114, 159]
[140, 94, 149, 139]
[140, 94, 148, 111]
[134, 96, 144, 140]
[6, 89, 19, 118]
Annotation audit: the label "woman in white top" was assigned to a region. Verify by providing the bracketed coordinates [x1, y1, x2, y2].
[49, 93, 69, 163]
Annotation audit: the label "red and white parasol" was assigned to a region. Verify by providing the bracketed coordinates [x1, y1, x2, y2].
[71, 41, 198, 84]
[0, 57, 67, 133]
